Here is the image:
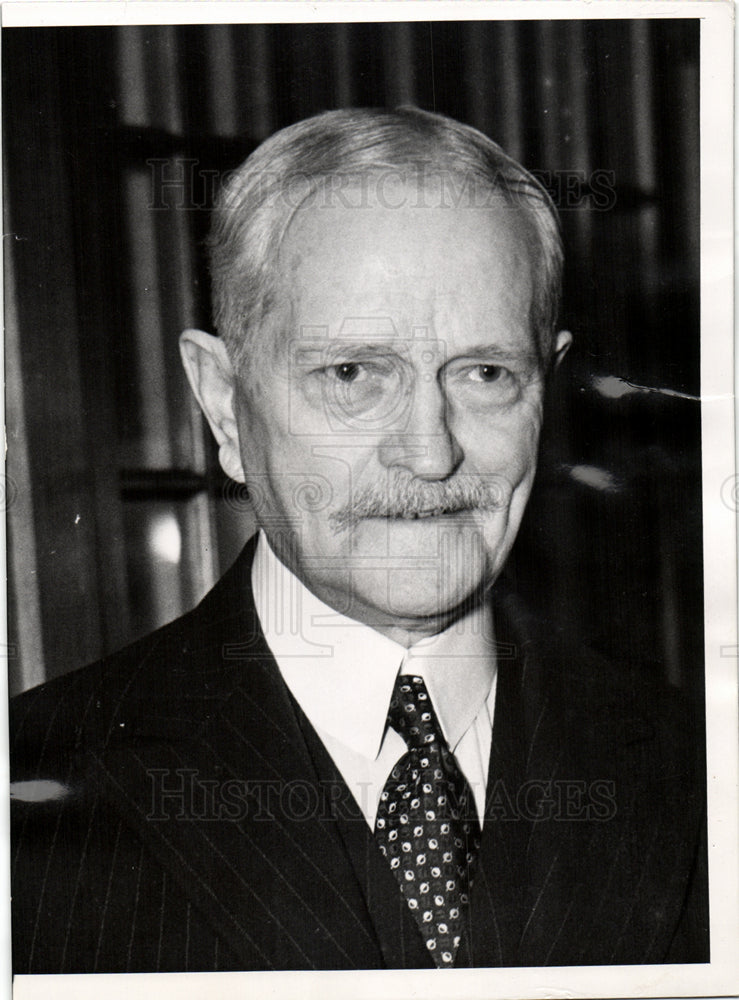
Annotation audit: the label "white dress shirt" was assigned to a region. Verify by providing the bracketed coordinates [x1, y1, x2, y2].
[251, 531, 497, 829]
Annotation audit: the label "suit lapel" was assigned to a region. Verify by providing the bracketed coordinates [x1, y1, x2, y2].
[463, 615, 532, 967]
[88, 541, 383, 970]
[468, 595, 702, 967]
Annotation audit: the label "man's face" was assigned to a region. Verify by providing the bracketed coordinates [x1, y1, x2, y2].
[232, 185, 550, 640]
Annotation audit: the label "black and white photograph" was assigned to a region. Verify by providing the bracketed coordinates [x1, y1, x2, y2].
[3, 3, 736, 997]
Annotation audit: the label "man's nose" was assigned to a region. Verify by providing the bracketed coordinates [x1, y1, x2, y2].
[377, 378, 463, 480]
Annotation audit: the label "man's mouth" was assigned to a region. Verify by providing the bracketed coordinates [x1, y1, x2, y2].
[396, 507, 463, 519]
[329, 507, 470, 533]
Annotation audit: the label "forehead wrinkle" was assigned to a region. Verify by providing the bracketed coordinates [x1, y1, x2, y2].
[321, 340, 411, 358]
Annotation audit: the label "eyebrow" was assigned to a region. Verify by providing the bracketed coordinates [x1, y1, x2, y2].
[323, 342, 401, 357]
[452, 344, 540, 367]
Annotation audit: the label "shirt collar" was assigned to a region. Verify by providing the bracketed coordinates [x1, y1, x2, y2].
[251, 530, 496, 760]
[401, 607, 496, 751]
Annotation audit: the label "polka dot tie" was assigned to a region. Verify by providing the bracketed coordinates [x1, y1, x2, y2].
[374, 675, 481, 968]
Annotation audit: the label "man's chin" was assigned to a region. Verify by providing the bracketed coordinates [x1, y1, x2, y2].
[360, 514, 511, 622]
[331, 563, 494, 630]
[389, 564, 491, 616]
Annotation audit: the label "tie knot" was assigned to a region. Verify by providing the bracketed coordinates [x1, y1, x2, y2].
[387, 675, 443, 752]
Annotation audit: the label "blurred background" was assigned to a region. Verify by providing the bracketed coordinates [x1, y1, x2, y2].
[4, 19, 702, 700]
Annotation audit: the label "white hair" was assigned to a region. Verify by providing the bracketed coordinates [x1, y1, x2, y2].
[208, 107, 563, 374]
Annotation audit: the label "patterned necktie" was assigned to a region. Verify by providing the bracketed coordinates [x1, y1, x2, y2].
[374, 674, 482, 968]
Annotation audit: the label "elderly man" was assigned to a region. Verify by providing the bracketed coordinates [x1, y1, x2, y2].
[11, 108, 708, 973]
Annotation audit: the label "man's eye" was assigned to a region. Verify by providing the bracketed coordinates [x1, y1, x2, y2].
[469, 364, 506, 383]
[331, 362, 362, 382]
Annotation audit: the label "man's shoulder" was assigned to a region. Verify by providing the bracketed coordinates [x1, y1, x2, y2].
[10, 537, 264, 779]
[10, 612, 190, 782]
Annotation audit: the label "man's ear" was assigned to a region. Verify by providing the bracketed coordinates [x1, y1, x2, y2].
[552, 329, 573, 370]
[179, 328, 245, 484]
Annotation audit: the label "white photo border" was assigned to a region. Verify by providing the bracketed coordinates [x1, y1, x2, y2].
[2, 2, 736, 998]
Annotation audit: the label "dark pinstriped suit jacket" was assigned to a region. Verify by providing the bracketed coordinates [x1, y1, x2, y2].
[11, 536, 709, 973]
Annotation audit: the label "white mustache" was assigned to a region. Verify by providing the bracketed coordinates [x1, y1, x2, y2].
[329, 473, 509, 533]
